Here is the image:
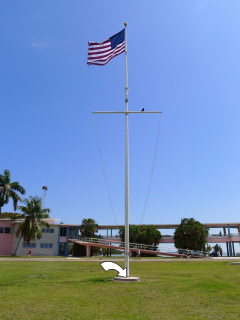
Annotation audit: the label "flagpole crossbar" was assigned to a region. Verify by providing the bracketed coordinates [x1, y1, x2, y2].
[92, 111, 162, 114]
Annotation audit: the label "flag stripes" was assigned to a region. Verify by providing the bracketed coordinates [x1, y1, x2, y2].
[87, 29, 125, 66]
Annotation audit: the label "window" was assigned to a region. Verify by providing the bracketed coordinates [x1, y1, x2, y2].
[0, 227, 13, 234]
[23, 243, 36, 248]
[69, 227, 76, 236]
[40, 243, 53, 249]
[42, 228, 54, 233]
[60, 227, 67, 237]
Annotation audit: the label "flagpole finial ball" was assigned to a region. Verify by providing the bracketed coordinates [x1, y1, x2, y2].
[124, 22, 127, 26]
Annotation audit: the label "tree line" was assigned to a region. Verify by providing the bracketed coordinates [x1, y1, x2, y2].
[1, 169, 212, 256]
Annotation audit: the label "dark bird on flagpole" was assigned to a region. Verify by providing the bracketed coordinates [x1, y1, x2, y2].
[141, 108, 144, 112]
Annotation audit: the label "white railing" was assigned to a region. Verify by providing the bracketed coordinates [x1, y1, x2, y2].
[68, 235, 185, 254]
[178, 249, 210, 257]
[162, 233, 240, 240]
[208, 233, 240, 238]
[230, 233, 240, 238]
[68, 236, 213, 256]
[162, 235, 174, 239]
[68, 235, 159, 251]
[98, 235, 121, 240]
[208, 234, 228, 238]
[69, 236, 115, 244]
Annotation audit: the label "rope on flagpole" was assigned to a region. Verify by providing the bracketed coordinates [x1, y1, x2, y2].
[140, 113, 162, 224]
[92, 114, 119, 229]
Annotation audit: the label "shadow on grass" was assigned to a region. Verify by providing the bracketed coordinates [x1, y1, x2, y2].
[41, 277, 113, 284]
[88, 277, 113, 283]
[0, 277, 113, 287]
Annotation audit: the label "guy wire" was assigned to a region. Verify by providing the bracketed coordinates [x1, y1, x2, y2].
[92, 114, 119, 229]
[140, 113, 162, 224]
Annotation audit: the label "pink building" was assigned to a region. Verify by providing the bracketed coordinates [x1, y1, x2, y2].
[0, 219, 80, 257]
[0, 219, 14, 255]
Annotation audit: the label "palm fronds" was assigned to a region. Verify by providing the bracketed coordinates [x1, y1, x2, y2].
[16, 195, 51, 245]
[0, 169, 25, 213]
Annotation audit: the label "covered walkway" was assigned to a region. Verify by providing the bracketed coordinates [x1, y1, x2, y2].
[97, 222, 240, 257]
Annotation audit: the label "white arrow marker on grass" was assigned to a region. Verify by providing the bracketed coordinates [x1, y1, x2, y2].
[101, 262, 127, 278]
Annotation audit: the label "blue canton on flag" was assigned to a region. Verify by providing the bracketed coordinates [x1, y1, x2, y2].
[87, 29, 125, 66]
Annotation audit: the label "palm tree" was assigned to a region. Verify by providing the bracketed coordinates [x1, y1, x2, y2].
[80, 218, 98, 238]
[78, 218, 98, 257]
[14, 196, 51, 255]
[0, 169, 26, 213]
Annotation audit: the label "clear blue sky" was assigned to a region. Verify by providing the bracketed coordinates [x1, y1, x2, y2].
[1, 1, 240, 227]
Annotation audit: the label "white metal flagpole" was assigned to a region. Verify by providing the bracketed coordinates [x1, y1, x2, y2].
[124, 22, 129, 277]
[92, 24, 162, 282]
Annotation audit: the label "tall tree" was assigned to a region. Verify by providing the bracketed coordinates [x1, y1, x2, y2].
[14, 196, 51, 255]
[119, 225, 162, 257]
[119, 225, 161, 246]
[79, 218, 98, 238]
[173, 218, 209, 251]
[0, 169, 26, 213]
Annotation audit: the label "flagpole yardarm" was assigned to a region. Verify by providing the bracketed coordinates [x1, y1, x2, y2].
[124, 22, 130, 277]
[92, 111, 162, 114]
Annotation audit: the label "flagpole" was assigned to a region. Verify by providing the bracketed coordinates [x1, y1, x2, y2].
[124, 22, 129, 277]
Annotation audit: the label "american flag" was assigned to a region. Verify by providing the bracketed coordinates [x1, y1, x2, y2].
[87, 29, 125, 66]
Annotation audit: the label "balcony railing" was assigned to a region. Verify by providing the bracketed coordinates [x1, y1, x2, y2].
[161, 233, 240, 240]
[208, 233, 240, 238]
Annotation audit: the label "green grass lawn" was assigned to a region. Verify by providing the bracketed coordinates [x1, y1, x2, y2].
[0, 259, 240, 319]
